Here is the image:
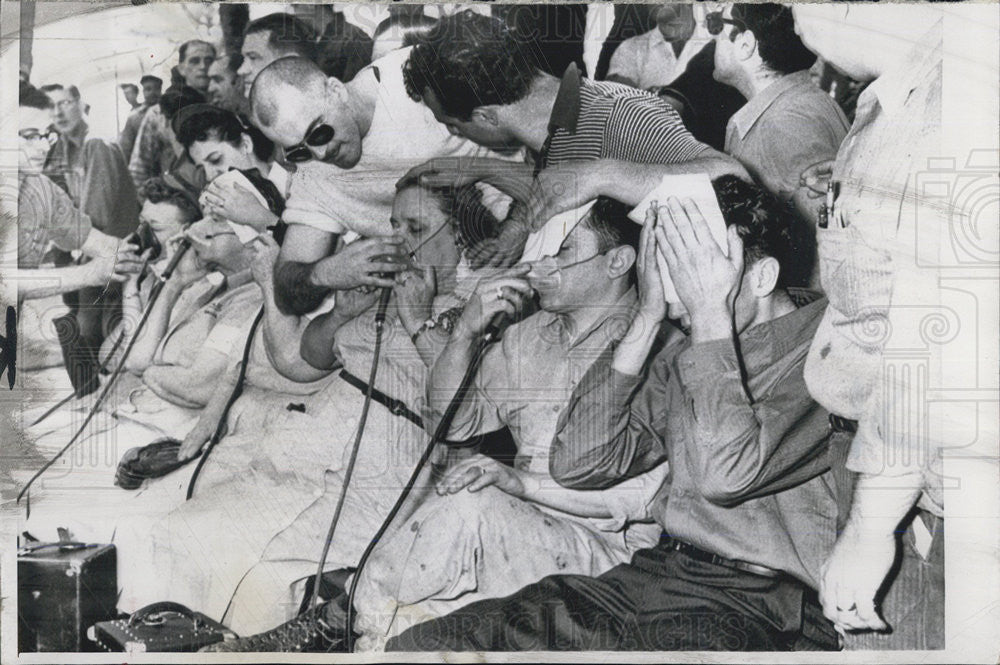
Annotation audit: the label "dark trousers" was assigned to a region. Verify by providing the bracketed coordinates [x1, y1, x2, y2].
[53, 255, 122, 397]
[387, 543, 839, 652]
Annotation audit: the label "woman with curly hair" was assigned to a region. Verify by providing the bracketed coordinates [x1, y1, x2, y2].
[128, 179, 508, 637]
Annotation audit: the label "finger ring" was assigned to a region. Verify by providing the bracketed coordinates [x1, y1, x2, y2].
[836, 604, 858, 612]
[495, 287, 504, 301]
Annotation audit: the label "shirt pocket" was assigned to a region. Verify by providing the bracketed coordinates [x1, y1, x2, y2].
[816, 222, 895, 329]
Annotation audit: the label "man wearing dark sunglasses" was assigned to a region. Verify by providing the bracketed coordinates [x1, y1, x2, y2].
[247, 48, 507, 319]
[711, 4, 848, 284]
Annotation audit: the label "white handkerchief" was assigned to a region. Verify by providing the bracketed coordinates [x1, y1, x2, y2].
[628, 173, 728, 303]
[519, 201, 596, 263]
[201, 170, 268, 244]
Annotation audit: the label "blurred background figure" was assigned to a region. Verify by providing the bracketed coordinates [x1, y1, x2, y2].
[712, 2, 848, 285]
[174, 39, 216, 94]
[36, 81, 140, 395]
[237, 13, 318, 94]
[290, 3, 373, 82]
[120, 83, 140, 110]
[119, 75, 163, 164]
[606, 3, 713, 89]
[207, 54, 249, 115]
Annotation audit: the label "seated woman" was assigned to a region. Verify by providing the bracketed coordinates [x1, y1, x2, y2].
[221, 198, 669, 653]
[175, 102, 345, 384]
[18, 173, 282, 547]
[133, 178, 505, 635]
[174, 102, 288, 230]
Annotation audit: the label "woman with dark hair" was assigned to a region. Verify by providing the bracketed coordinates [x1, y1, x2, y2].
[135, 180, 509, 640]
[173, 103, 286, 231]
[21, 172, 288, 557]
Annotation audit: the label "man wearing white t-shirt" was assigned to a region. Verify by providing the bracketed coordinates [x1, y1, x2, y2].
[250, 48, 497, 316]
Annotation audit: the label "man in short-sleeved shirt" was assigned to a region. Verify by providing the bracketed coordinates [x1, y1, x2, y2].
[401, 11, 747, 252]
[249, 49, 501, 317]
[18, 173, 92, 269]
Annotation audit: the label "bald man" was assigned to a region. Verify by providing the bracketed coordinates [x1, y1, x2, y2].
[249, 49, 503, 316]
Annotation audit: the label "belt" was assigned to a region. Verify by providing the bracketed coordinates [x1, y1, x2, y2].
[828, 414, 858, 434]
[661, 536, 785, 579]
[338, 370, 484, 449]
[339, 370, 423, 428]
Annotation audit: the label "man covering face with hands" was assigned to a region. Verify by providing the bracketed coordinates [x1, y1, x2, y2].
[389, 176, 840, 653]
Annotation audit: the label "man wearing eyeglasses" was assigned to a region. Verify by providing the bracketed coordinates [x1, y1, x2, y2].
[712, 3, 849, 287]
[248, 47, 508, 318]
[16, 84, 143, 301]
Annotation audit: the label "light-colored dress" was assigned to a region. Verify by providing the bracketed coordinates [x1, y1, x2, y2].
[129, 289, 467, 630]
[16, 276, 262, 577]
[350, 292, 667, 650]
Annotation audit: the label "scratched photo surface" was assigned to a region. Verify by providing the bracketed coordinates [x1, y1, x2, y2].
[0, 2, 997, 663]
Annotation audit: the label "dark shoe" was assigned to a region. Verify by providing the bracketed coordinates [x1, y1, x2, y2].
[200, 601, 346, 653]
[115, 438, 189, 490]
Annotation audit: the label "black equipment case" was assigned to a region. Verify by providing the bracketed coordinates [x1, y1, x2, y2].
[93, 601, 235, 652]
[17, 541, 117, 652]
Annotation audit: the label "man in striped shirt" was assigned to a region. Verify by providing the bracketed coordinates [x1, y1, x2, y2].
[401, 11, 748, 260]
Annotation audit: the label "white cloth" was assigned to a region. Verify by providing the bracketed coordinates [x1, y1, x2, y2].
[352, 463, 667, 650]
[282, 47, 498, 237]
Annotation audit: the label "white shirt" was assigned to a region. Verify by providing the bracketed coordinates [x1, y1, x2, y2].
[607, 27, 712, 90]
[282, 47, 497, 237]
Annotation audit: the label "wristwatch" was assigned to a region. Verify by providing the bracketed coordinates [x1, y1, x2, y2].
[411, 318, 437, 345]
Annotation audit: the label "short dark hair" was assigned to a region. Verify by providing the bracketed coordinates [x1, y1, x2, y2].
[712, 174, 812, 288]
[245, 13, 318, 62]
[140, 75, 163, 87]
[179, 40, 215, 63]
[159, 85, 206, 123]
[175, 103, 273, 162]
[20, 83, 53, 110]
[225, 53, 244, 76]
[120, 83, 139, 94]
[732, 4, 816, 75]
[139, 177, 202, 224]
[402, 11, 539, 120]
[40, 83, 81, 100]
[373, 13, 437, 43]
[581, 197, 641, 255]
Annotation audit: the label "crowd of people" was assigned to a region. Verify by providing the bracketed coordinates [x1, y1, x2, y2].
[16, 2, 956, 654]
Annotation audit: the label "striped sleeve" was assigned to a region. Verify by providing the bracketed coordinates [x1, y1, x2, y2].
[603, 97, 709, 165]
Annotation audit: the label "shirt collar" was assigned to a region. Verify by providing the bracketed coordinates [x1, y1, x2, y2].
[739, 289, 826, 370]
[547, 63, 583, 136]
[62, 121, 88, 147]
[539, 287, 638, 350]
[731, 70, 812, 139]
[864, 22, 941, 118]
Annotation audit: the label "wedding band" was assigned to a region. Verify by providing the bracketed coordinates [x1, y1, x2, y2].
[836, 604, 858, 612]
